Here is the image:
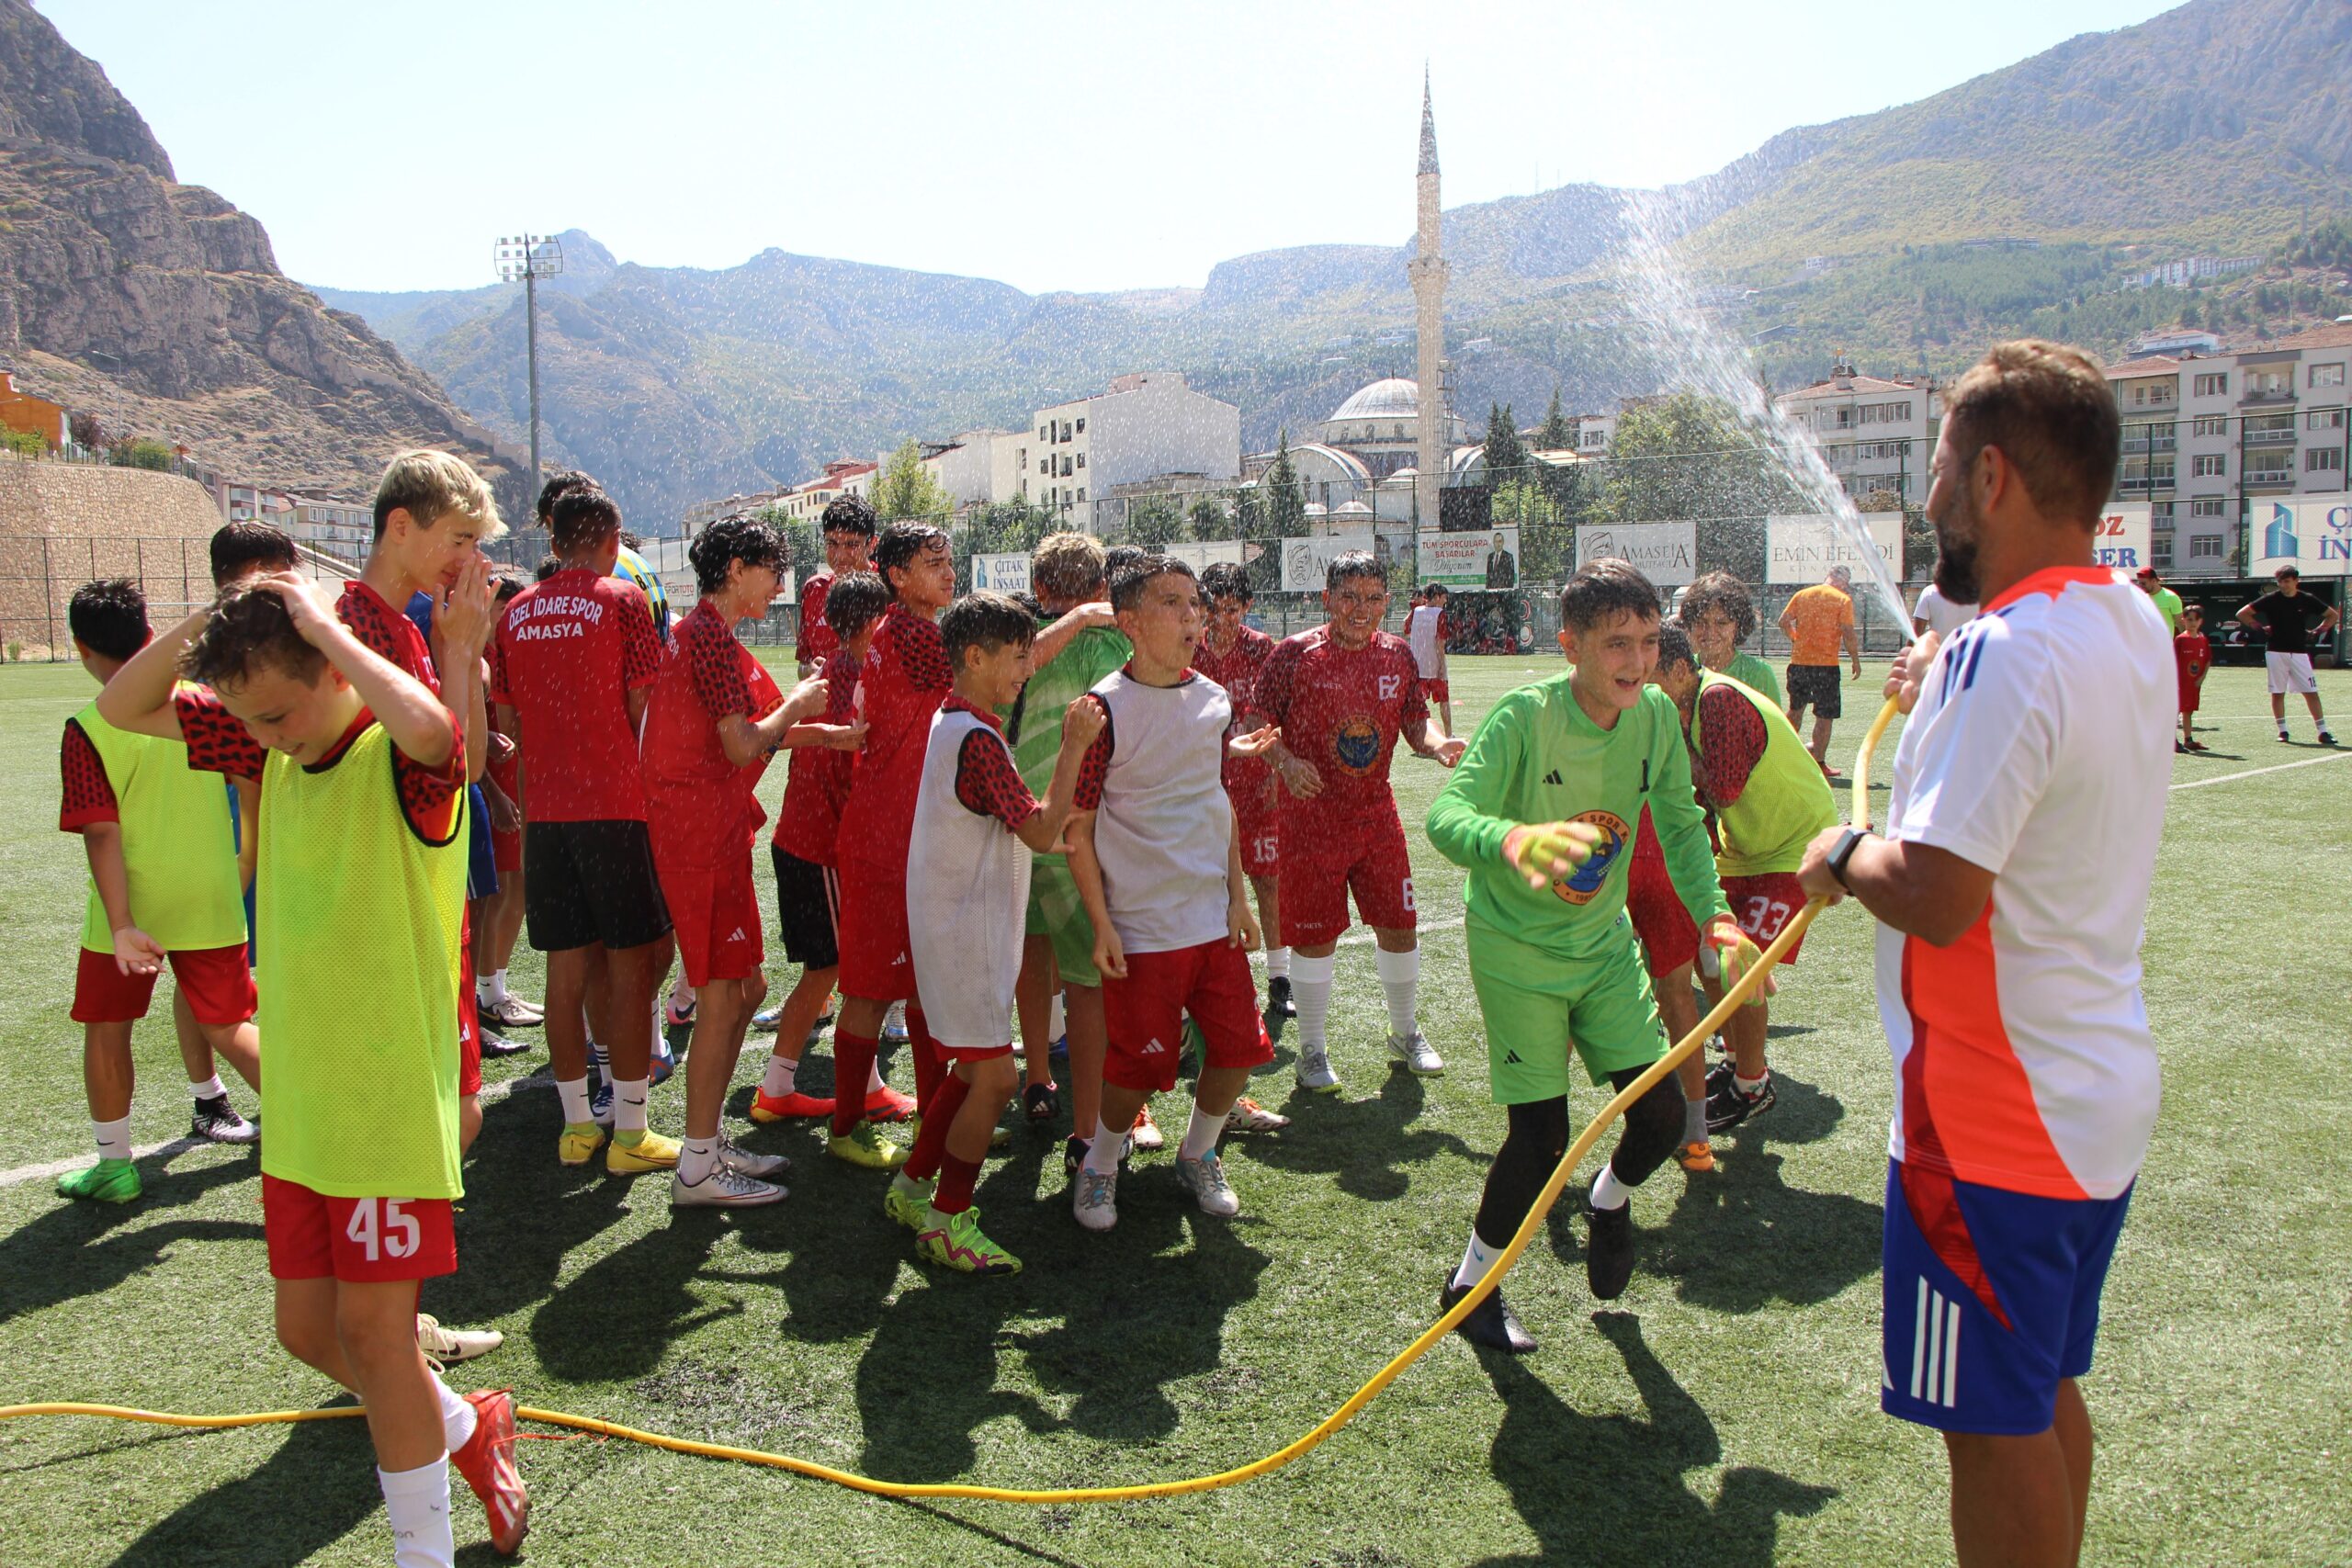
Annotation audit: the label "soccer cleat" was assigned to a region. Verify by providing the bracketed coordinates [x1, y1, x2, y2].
[557, 1122, 607, 1167]
[865, 1083, 917, 1122]
[647, 1036, 677, 1088]
[1676, 1139, 1717, 1175]
[416, 1314, 503, 1365]
[1224, 1096, 1291, 1134]
[448, 1389, 529, 1554]
[1264, 975, 1297, 1019]
[881, 1001, 910, 1043]
[2186, 739, 2210, 752]
[605, 1129, 681, 1175]
[665, 997, 697, 1030]
[476, 995, 544, 1031]
[671, 1165, 784, 1207]
[1585, 1199, 1635, 1302]
[884, 1173, 935, 1231]
[989, 1121, 1012, 1152]
[1440, 1274, 1538, 1355]
[750, 1005, 782, 1032]
[827, 1121, 908, 1170]
[190, 1096, 259, 1144]
[917, 1205, 1022, 1275]
[589, 1076, 614, 1131]
[1704, 1072, 1776, 1134]
[1071, 1166, 1120, 1232]
[2279, 728, 2293, 743]
[1295, 1044, 1340, 1094]
[1130, 1104, 1165, 1152]
[750, 1088, 835, 1122]
[478, 1027, 532, 1060]
[1062, 1134, 1091, 1176]
[1388, 1030, 1444, 1076]
[1175, 1149, 1241, 1218]
[1024, 1080, 1059, 1123]
[716, 1131, 788, 1181]
[55, 1157, 141, 1204]
[2174, 740, 2188, 754]
[2322, 730, 2337, 747]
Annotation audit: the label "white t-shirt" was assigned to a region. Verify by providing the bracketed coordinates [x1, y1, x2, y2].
[1910, 584, 1978, 639]
[1079, 668, 1234, 953]
[1873, 567, 2169, 1201]
[1406, 604, 1445, 678]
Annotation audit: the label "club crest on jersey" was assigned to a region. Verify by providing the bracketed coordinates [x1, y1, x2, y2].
[1333, 716, 1382, 774]
[1551, 809, 1630, 904]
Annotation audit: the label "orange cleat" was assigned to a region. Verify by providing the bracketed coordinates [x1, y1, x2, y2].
[449, 1389, 528, 1554]
[750, 1089, 836, 1122]
[865, 1084, 917, 1122]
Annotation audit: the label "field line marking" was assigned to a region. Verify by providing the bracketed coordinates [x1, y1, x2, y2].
[2170, 750, 2352, 792]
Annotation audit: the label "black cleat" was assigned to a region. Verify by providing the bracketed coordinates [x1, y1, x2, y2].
[1265, 976, 1297, 1019]
[190, 1096, 258, 1145]
[478, 1028, 533, 1060]
[1441, 1274, 1537, 1354]
[1704, 1070, 1776, 1134]
[1586, 1199, 1635, 1301]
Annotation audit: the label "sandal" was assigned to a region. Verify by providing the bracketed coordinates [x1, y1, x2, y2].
[1024, 1080, 1060, 1123]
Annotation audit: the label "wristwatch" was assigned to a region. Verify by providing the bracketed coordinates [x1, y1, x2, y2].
[1827, 827, 1872, 890]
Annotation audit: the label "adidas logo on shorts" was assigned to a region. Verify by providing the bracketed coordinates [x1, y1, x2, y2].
[1143, 1037, 1168, 1055]
[1542, 770, 1563, 785]
[1504, 1050, 1523, 1065]
[726, 927, 746, 942]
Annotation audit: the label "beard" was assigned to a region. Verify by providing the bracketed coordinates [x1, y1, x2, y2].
[1931, 491, 1982, 604]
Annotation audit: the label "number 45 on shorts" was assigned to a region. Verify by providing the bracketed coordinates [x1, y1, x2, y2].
[346, 1197, 423, 1261]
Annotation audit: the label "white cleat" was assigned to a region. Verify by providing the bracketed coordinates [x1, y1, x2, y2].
[1175, 1150, 1241, 1218]
[716, 1131, 788, 1181]
[1223, 1096, 1291, 1134]
[1072, 1167, 1120, 1232]
[415, 1314, 503, 1365]
[671, 1165, 786, 1208]
[1295, 1044, 1341, 1094]
[1388, 1030, 1444, 1076]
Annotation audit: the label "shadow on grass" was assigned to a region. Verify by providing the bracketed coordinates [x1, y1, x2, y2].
[109, 1402, 377, 1567]
[1245, 1068, 1484, 1202]
[0, 1151, 257, 1325]
[1468, 1313, 1837, 1568]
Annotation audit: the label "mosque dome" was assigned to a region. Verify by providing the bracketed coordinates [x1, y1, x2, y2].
[1330, 378, 1420, 423]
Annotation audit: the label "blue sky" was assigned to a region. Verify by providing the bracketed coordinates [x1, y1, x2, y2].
[42, 0, 2182, 297]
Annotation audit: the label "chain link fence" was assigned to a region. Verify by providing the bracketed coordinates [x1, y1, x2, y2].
[0, 536, 358, 663]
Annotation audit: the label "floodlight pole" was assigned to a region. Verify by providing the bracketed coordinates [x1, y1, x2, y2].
[495, 233, 565, 513]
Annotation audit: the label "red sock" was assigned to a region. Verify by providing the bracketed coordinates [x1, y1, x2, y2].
[908, 1005, 944, 1110]
[831, 1031, 879, 1137]
[904, 1072, 969, 1181]
[933, 1151, 982, 1215]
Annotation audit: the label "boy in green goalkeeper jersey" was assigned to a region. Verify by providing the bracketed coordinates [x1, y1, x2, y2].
[1427, 560, 1760, 1355]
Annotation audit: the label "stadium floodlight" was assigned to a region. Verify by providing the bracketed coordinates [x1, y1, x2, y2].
[494, 234, 565, 513]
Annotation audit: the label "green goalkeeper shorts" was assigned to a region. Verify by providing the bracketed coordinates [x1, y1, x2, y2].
[1468, 913, 1668, 1105]
[1025, 855, 1102, 989]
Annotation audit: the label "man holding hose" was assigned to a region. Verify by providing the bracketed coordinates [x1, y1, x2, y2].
[1800, 340, 2167, 1568]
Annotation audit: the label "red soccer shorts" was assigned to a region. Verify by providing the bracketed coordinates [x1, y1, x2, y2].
[1624, 829, 1700, 979]
[1102, 939, 1272, 1093]
[2177, 679, 2201, 716]
[660, 850, 765, 989]
[1279, 805, 1415, 948]
[71, 942, 256, 1026]
[1723, 872, 1808, 964]
[489, 752, 524, 874]
[1421, 677, 1451, 705]
[1228, 768, 1281, 879]
[456, 940, 482, 1098]
[264, 1176, 458, 1283]
[835, 855, 915, 1002]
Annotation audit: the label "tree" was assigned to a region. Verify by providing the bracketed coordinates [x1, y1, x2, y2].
[756, 503, 820, 587]
[1535, 386, 1573, 453]
[1265, 431, 1307, 539]
[68, 412, 104, 449]
[871, 437, 955, 524]
[1189, 496, 1227, 542]
[1127, 495, 1185, 548]
[1483, 401, 1528, 491]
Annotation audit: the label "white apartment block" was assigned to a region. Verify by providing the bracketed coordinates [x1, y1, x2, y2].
[1005, 372, 1240, 521]
[1571, 412, 1616, 455]
[772, 460, 877, 525]
[1774, 360, 1940, 504]
[285, 498, 374, 560]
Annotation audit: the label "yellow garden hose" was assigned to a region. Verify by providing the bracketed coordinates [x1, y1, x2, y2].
[3, 699, 1905, 1506]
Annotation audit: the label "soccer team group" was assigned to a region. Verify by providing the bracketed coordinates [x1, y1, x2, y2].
[68, 390, 2183, 1562]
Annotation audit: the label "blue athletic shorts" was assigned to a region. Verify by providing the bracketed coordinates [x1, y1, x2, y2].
[466, 784, 498, 901]
[1881, 1157, 2133, 1435]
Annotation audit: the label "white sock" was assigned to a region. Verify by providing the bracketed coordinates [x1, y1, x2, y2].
[613, 1077, 650, 1134]
[492, 968, 511, 1003]
[190, 1073, 227, 1102]
[1083, 1115, 1125, 1176]
[556, 1077, 592, 1126]
[1735, 1070, 1769, 1096]
[434, 1375, 476, 1452]
[1180, 1103, 1223, 1164]
[378, 1458, 455, 1568]
[1291, 951, 1337, 1051]
[867, 1057, 887, 1093]
[1591, 1165, 1631, 1212]
[679, 1135, 718, 1184]
[761, 1055, 797, 1098]
[1048, 993, 1067, 1041]
[94, 1116, 132, 1162]
[1683, 1096, 1708, 1145]
[1265, 945, 1291, 980]
[1452, 1228, 1504, 1291]
[1374, 945, 1419, 1037]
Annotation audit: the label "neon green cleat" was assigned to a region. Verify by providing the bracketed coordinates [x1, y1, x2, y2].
[827, 1121, 907, 1171]
[916, 1205, 1021, 1275]
[557, 1122, 607, 1167]
[605, 1129, 680, 1175]
[56, 1157, 140, 1204]
[883, 1172, 934, 1231]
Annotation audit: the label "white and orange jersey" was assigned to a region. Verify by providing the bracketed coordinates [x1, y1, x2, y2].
[1875, 566, 2171, 1201]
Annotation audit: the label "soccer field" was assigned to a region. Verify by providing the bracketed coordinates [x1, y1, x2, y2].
[1, 653, 2346, 1566]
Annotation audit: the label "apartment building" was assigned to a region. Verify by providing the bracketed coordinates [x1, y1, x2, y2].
[1773, 359, 1939, 504]
[285, 498, 374, 560]
[1007, 372, 1240, 519]
[772, 460, 877, 525]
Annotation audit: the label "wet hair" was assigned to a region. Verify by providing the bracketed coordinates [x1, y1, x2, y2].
[491, 567, 531, 604]
[535, 468, 596, 526]
[1110, 554, 1198, 613]
[688, 516, 789, 595]
[940, 591, 1036, 668]
[1033, 532, 1108, 604]
[373, 448, 503, 541]
[874, 521, 950, 592]
[619, 531, 644, 551]
[535, 554, 564, 582]
[209, 521, 298, 586]
[820, 493, 878, 539]
[1559, 558, 1662, 632]
[549, 486, 623, 553]
[1676, 570, 1759, 642]
[1200, 560, 1253, 605]
[1325, 549, 1384, 592]
[1421, 582, 1450, 601]
[1102, 545, 1146, 581]
[821, 570, 890, 644]
[1012, 590, 1044, 617]
[1942, 339, 2120, 525]
[1653, 621, 1698, 679]
[68, 578, 149, 662]
[183, 582, 327, 688]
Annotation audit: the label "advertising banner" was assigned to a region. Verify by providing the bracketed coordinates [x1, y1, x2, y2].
[2252, 499, 2352, 578]
[1765, 513, 1905, 584]
[2091, 503, 2153, 573]
[1281, 529, 1374, 592]
[1166, 539, 1247, 572]
[1574, 522, 1698, 587]
[969, 553, 1031, 595]
[1416, 526, 1521, 590]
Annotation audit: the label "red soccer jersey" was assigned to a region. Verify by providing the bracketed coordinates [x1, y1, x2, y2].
[836, 603, 951, 870]
[59, 718, 119, 831]
[338, 580, 438, 691]
[798, 570, 837, 668]
[642, 599, 784, 863]
[774, 655, 862, 865]
[490, 569, 662, 823]
[1255, 626, 1427, 827]
[2174, 632, 2210, 711]
[174, 689, 464, 838]
[1192, 623, 1278, 792]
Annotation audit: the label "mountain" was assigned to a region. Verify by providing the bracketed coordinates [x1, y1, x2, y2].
[0, 0, 519, 500]
[304, 0, 2350, 528]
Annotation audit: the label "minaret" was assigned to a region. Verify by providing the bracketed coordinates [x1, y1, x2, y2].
[1409, 69, 1449, 532]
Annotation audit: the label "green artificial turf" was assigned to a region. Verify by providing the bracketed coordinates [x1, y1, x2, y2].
[0, 653, 2346, 1566]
